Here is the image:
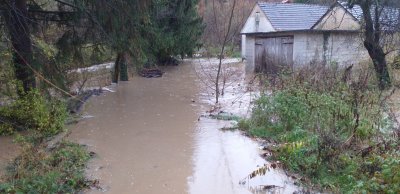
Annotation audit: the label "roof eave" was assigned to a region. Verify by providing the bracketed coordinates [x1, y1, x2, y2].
[241, 29, 361, 35]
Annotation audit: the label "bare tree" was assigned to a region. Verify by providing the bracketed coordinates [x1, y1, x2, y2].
[201, 0, 256, 49]
[215, 0, 236, 103]
[348, 0, 400, 89]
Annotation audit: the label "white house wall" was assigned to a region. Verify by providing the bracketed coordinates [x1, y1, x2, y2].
[241, 4, 275, 34]
[325, 32, 368, 66]
[293, 33, 324, 66]
[293, 32, 369, 67]
[313, 6, 360, 30]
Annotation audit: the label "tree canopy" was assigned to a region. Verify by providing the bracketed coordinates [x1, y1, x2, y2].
[0, 0, 203, 92]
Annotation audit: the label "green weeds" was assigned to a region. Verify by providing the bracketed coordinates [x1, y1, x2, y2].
[0, 141, 91, 193]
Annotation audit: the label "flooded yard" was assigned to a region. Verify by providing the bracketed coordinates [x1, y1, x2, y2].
[189, 118, 299, 194]
[67, 63, 198, 193]
[190, 59, 300, 194]
[0, 59, 301, 193]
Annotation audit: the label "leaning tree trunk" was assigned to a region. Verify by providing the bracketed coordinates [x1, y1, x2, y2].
[365, 43, 391, 90]
[360, 1, 391, 90]
[3, 0, 36, 93]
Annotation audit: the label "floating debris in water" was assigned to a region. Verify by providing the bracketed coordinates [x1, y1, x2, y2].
[102, 87, 115, 93]
[67, 89, 104, 114]
[201, 111, 241, 121]
[139, 68, 163, 78]
[81, 114, 95, 119]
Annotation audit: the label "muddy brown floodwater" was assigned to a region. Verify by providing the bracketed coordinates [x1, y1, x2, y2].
[0, 136, 19, 181]
[68, 63, 199, 193]
[68, 59, 302, 194]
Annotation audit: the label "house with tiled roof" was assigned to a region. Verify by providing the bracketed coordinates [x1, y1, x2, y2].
[240, 1, 397, 74]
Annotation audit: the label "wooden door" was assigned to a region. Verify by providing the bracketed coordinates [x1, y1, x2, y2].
[255, 36, 293, 75]
[255, 40, 264, 73]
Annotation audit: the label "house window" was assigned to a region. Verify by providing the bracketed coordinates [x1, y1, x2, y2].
[255, 12, 260, 31]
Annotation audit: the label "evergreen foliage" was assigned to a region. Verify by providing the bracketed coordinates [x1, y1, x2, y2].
[146, 0, 203, 63]
[1, 0, 203, 86]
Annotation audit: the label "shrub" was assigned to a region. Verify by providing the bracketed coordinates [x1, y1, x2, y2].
[0, 90, 67, 137]
[355, 147, 400, 193]
[245, 64, 399, 193]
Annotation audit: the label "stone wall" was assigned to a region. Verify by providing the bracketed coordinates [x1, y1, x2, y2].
[293, 32, 324, 66]
[68, 62, 114, 93]
[293, 31, 369, 67]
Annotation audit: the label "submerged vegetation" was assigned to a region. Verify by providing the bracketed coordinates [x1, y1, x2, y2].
[241, 65, 400, 193]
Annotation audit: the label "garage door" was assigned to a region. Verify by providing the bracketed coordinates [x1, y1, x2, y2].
[255, 36, 294, 75]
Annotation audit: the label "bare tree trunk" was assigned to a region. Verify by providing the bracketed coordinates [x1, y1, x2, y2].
[368, 46, 390, 89]
[359, 1, 391, 90]
[113, 52, 129, 83]
[113, 53, 122, 83]
[215, 0, 236, 103]
[3, 0, 36, 93]
[119, 52, 128, 81]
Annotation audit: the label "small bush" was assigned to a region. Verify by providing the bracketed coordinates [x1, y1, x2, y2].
[0, 90, 67, 137]
[237, 119, 250, 131]
[0, 123, 14, 136]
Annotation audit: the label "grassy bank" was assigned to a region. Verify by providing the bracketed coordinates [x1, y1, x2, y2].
[0, 141, 91, 193]
[0, 89, 92, 193]
[239, 65, 400, 193]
